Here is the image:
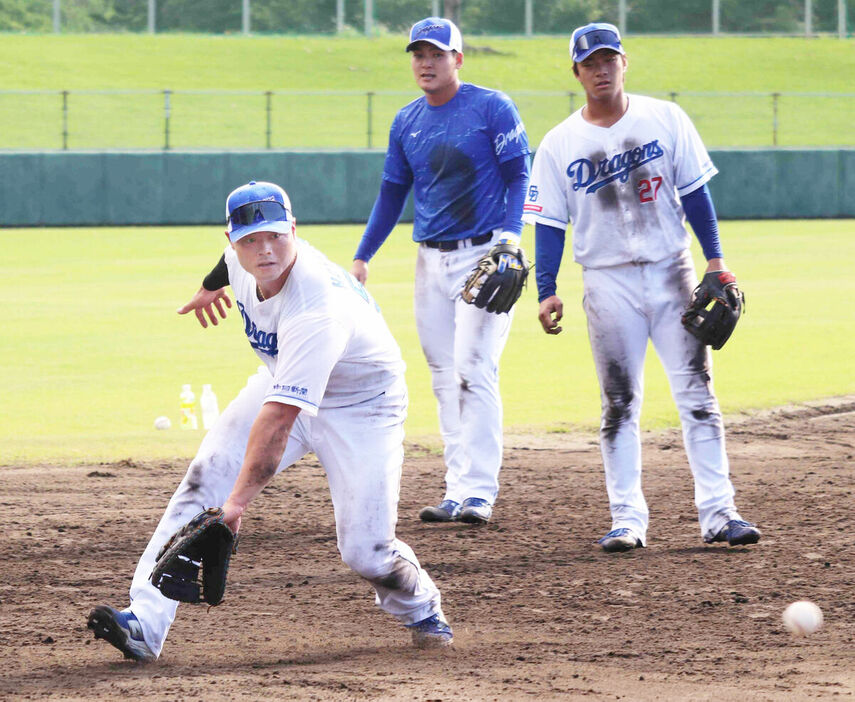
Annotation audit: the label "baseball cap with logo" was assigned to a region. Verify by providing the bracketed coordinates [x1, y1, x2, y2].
[406, 17, 463, 53]
[570, 22, 625, 63]
[225, 181, 293, 243]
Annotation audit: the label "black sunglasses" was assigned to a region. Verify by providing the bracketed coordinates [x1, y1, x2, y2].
[574, 28, 620, 55]
[228, 200, 290, 227]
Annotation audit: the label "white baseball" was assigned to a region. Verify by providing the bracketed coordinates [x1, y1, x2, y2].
[153, 416, 172, 431]
[782, 600, 823, 636]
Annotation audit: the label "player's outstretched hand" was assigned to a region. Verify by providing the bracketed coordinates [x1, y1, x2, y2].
[177, 286, 232, 328]
[221, 499, 245, 535]
[351, 259, 369, 285]
[538, 295, 564, 335]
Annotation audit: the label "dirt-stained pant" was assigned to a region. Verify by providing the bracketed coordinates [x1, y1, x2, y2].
[582, 249, 745, 544]
[128, 366, 442, 658]
[414, 232, 512, 506]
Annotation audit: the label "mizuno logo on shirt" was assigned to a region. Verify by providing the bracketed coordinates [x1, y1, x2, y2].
[567, 139, 665, 194]
[410, 130, 422, 138]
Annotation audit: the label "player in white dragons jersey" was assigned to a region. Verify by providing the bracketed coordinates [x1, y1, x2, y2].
[87, 182, 452, 662]
[524, 24, 760, 552]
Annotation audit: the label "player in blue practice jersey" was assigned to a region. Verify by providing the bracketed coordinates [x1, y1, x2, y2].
[351, 17, 531, 525]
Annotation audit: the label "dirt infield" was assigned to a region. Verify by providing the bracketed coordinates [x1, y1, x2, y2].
[3, 398, 854, 701]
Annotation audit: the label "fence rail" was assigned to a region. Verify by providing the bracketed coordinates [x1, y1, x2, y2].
[18, 0, 853, 38]
[3, 89, 854, 150]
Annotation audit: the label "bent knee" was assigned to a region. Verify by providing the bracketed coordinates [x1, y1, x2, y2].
[175, 454, 236, 503]
[340, 543, 419, 593]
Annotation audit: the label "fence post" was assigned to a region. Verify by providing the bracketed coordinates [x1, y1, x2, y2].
[568, 92, 575, 114]
[670, 91, 677, 103]
[805, 0, 812, 35]
[772, 92, 779, 147]
[366, 92, 374, 148]
[432, 0, 440, 16]
[618, 0, 627, 35]
[525, 0, 533, 37]
[53, 0, 61, 33]
[839, 0, 847, 38]
[61, 90, 68, 150]
[712, 0, 720, 35]
[336, 0, 344, 33]
[148, 0, 156, 34]
[242, 0, 250, 35]
[164, 89, 171, 151]
[265, 91, 272, 149]
[364, 0, 373, 36]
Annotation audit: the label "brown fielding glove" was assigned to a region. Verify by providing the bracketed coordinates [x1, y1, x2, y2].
[150, 507, 238, 606]
[461, 242, 530, 314]
[681, 270, 745, 350]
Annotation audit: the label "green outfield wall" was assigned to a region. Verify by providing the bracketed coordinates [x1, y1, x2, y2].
[1, 149, 852, 227]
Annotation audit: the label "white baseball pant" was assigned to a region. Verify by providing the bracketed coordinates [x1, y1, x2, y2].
[582, 249, 744, 544]
[127, 366, 442, 657]
[414, 234, 512, 505]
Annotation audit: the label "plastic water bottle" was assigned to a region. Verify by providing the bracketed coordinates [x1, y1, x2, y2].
[200, 384, 220, 430]
[179, 384, 198, 430]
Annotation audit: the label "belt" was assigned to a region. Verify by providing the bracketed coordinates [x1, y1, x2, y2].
[421, 232, 493, 251]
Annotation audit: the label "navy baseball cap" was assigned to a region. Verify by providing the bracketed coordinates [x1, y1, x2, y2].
[570, 22, 625, 63]
[406, 17, 463, 53]
[225, 181, 293, 243]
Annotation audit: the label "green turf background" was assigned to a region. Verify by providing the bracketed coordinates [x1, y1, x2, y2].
[3, 33, 853, 464]
[3, 220, 853, 465]
[1, 35, 853, 148]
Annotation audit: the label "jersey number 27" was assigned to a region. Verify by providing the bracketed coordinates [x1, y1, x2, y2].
[638, 176, 663, 203]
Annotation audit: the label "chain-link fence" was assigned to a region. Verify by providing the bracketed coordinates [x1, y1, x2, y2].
[3, 88, 852, 150]
[4, 0, 851, 36]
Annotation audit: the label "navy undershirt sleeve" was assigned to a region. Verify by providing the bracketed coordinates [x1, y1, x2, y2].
[680, 184, 723, 261]
[498, 154, 530, 237]
[354, 179, 412, 262]
[534, 222, 566, 302]
[202, 253, 229, 291]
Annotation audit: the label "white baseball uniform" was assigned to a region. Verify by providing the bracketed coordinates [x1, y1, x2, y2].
[127, 238, 443, 657]
[524, 94, 746, 543]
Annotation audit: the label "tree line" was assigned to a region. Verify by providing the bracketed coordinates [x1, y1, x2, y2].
[0, 0, 847, 34]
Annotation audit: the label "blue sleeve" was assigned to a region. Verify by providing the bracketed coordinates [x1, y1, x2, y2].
[498, 154, 530, 237]
[354, 179, 412, 262]
[680, 184, 723, 260]
[489, 92, 531, 164]
[535, 222, 566, 302]
[382, 114, 414, 186]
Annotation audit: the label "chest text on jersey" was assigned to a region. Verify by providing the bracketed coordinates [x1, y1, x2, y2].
[567, 139, 664, 194]
[237, 300, 278, 357]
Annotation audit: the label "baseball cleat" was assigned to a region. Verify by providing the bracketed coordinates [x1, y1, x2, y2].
[407, 611, 454, 649]
[706, 519, 761, 546]
[419, 499, 460, 522]
[598, 528, 642, 552]
[87, 605, 156, 662]
[457, 497, 492, 524]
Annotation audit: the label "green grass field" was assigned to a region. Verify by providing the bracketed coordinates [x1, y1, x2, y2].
[1, 34, 854, 148]
[3, 220, 853, 465]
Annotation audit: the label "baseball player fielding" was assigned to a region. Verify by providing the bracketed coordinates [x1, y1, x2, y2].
[87, 181, 453, 661]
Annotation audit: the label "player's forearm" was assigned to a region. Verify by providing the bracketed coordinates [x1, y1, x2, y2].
[497, 154, 530, 237]
[203, 253, 230, 291]
[534, 222, 566, 301]
[681, 184, 723, 261]
[354, 179, 411, 262]
[226, 402, 299, 510]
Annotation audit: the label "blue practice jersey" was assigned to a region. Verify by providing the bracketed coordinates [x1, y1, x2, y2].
[383, 82, 530, 242]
